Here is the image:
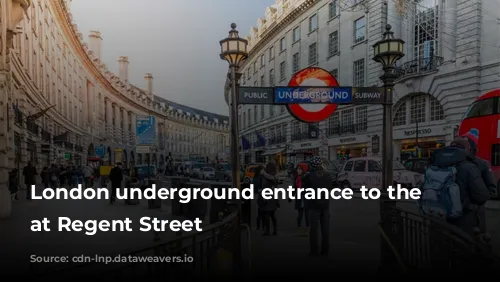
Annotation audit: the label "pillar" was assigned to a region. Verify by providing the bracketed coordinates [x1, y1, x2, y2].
[131, 112, 136, 145]
[114, 105, 121, 144]
[106, 99, 113, 137]
[0, 75, 11, 218]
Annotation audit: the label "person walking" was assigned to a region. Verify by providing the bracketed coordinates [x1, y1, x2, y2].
[22, 161, 37, 200]
[302, 156, 332, 256]
[256, 162, 280, 236]
[108, 162, 123, 204]
[50, 164, 60, 188]
[294, 163, 309, 237]
[9, 168, 19, 201]
[41, 166, 51, 188]
[252, 165, 264, 230]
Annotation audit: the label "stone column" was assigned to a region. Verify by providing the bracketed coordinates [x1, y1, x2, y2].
[114, 105, 121, 144]
[106, 99, 113, 139]
[130, 112, 136, 146]
[120, 107, 126, 144]
[0, 75, 11, 218]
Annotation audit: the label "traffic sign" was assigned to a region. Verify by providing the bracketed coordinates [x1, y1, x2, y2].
[286, 67, 339, 123]
[239, 87, 274, 104]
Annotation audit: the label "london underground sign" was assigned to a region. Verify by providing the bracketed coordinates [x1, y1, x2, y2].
[236, 66, 385, 123]
[285, 67, 340, 123]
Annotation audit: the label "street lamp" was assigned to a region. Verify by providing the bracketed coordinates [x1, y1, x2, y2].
[220, 23, 247, 271]
[372, 24, 404, 215]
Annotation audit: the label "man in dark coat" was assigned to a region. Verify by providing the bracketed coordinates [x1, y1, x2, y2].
[23, 161, 37, 200]
[108, 162, 123, 204]
[432, 137, 490, 235]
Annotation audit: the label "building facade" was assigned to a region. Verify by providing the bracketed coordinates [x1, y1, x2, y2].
[226, 0, 500, 165]
[0, 0, 229, 191]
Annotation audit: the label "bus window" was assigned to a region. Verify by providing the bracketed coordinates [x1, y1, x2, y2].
[464, 98, 494, 118]
[492, 144, 500, 166]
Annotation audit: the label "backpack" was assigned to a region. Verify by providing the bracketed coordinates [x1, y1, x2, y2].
[418, 165, 462, 219]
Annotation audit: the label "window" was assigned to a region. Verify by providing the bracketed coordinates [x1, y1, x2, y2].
[243, 112, 246, 128]
[328, 31, 339, 57]
[254, 81, 257, 86]
[293, 27, 300, 42]
[341, 108, 354, 127]
[327, 112, 340, 135]
[260, 54, 265, 67]
[253, 61, 257, 74]
[309, 14, 318, 32]
[260, 75, 265, 86]
[242, 73, 245, 82]
[280, 61, 286, 81]
[354, 17, 366, 43]
[280, 37, 286, 52]
[410, 95, 426, 123]
[356, 106, 368, 131]
[269, 46, 274, 60]
[247, 68, 251, 79]
[414, 4, 439, 62]
[430, 97, 444, 121]
[343, 161, 353, 172]
[329, 1, 338, 19]
[330, 69, 338, 79]
[260, 105, 264, 120]
[393, 102, 406, 126]
[281, 105, 286, 113]
[308, 43, 317, 65]
[270, 105, 275, 116]
[292, 53, 300, 73]
[353, 59, 365, 87]
[269, 69, 275, 86]
[368, 160, 382, 172]
[464, 98, 494, 119]
[492, 144, 500, 166]
[353, 160, 366, 172]
[247, 108, 251, 125]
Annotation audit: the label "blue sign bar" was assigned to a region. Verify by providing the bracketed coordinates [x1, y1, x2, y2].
[274, 87, 353, 104]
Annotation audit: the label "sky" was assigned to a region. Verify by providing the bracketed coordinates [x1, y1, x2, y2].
[70, 0, 275, 116]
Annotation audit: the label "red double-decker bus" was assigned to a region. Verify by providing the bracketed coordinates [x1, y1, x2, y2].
[458, 89, 500, 195]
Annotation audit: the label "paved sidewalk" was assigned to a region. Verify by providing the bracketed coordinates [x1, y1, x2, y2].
[0, 183, 181, 274]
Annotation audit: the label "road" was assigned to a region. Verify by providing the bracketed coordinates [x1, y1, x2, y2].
[0, 180, 181, 276]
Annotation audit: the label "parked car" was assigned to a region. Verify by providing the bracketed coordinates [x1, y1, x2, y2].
[201, 167, 215, 180]
[242, 164, 262, 184]
[296, 158, 341, 185]
[337, 157, 423, 191]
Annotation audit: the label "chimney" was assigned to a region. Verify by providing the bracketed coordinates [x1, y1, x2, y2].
[88, 31, 102, 59]
[145, 73, 153, 96]
[118, 56, 129, 82]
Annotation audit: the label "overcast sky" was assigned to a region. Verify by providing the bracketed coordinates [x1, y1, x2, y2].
[70, 0, 274, 116]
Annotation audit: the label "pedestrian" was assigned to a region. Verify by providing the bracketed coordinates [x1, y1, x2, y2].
[59, 166, 66, 186]
[22, 161, 37, 200]
[252, 165, 264, 230]
[41, 166, 51, 188]
[83, 165, 93, 187]
[50, 164, 60, 187]
[293, 163, 309, 237]
[302, 156, 332, 256]
[256, 162, 279, 236]
[9, 168, 19, 201]
[108, 162, 123, 204]
[423, 137, 490, 235]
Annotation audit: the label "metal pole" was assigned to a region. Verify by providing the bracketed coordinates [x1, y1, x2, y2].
[230, 65, 242, 270]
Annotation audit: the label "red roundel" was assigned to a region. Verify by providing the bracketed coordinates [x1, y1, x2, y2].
[286, 67, 339, 123]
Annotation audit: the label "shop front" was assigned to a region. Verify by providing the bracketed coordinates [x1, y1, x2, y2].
[328, 135, 369, 161]
[393, 124, 447, 162]
[290, 141, 320, 163]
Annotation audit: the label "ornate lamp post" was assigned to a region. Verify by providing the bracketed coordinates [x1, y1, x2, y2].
[219, 23, 248, 269]
[372, 24, 405, 216]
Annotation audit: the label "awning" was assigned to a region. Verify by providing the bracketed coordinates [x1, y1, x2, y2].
[261, 148, 285, 156]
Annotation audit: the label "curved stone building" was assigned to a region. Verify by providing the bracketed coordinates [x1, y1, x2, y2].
[226, 0, 500, 165]
[0, 0, 229, 187]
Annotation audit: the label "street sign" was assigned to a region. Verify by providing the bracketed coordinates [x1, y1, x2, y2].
[238, 87, 274, 104]
[274, 86, 352, 104]
[351, 87, 385, 104]
[286, 67, 340, 123]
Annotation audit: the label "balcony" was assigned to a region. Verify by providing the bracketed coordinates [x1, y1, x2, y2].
[326, 123, 367, 136]
[268, 136, 286, 145]
[395, 56, 444, 80]
[291, 131, 318, 142]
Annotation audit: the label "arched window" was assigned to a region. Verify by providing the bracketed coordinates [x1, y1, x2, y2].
[392, 93, 445, 126]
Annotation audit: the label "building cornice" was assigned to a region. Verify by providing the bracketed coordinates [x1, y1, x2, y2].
[241, 0, 318, 69]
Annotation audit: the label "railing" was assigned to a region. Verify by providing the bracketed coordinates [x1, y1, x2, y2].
[32, 211, 241, 279]
[326, 123, 367, 136]
[268, 136, 286, 145]
[380, 207, 500, 272]
[395, 56, 444, 79]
